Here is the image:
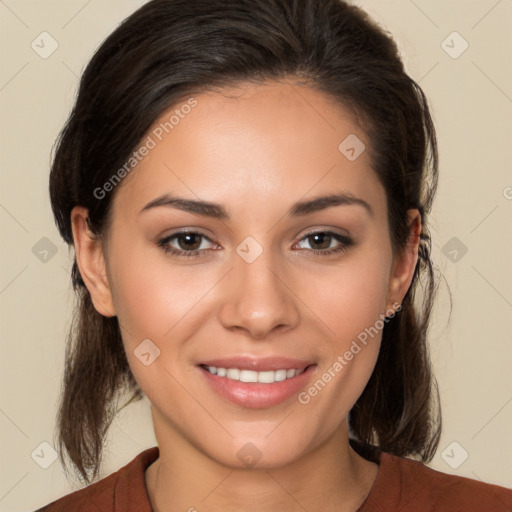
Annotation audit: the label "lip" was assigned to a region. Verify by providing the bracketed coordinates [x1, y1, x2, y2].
[198, 356, 316, 372]
[197, 359, 317, 409]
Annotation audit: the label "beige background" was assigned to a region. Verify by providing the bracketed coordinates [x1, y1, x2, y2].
[0, 0, 511, 510]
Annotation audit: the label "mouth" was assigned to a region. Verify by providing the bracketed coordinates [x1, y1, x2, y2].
[199, 364, 309, 383]
[197, 357, 317, 409]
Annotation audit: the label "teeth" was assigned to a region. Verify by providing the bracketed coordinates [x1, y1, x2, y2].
[226, 368, 240, 380]
[204, 366, 305, 383]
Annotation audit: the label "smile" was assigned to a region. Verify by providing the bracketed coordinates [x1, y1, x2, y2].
[201, 365, 307, 383]
[198, 361, 317, 408]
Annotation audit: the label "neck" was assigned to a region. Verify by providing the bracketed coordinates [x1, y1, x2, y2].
[144, 409, 379, 512]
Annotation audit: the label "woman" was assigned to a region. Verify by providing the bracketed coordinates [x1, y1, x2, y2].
[36, 0, 511, 510]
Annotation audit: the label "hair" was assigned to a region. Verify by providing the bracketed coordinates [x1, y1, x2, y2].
[49, 0, 442, 485]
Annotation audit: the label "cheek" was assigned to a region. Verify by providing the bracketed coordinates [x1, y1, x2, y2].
[110, 261, 205, 340]
[106, 235, 184, 339]
[303, 243, 392, 347]
[106, 244, 209, 403]
[106, 237, 228, 369]
[295, 249, 392, 435]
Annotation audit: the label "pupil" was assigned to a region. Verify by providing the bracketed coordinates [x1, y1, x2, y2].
[311, 233, 330, 250]
[179, 233, 201, 250]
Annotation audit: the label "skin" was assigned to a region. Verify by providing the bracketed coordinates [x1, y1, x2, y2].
[71, 80, 421, 512]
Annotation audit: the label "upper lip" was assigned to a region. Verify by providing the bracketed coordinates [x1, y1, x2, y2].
[198, 356, 315, 372]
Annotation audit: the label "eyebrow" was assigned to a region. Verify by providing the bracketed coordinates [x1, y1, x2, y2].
[139, 191, 374, 219]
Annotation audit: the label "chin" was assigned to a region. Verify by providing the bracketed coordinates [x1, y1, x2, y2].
[202, 432, 313, 470]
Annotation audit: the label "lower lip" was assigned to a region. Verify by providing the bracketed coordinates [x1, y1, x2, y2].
[198, 365, 317, 409]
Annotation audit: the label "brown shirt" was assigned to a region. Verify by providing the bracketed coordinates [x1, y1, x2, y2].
[35, 446, 512, 511]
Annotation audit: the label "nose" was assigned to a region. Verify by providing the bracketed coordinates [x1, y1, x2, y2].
[217, 249, 300, 340]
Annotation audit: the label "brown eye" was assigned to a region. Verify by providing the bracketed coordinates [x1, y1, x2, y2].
[295, 231, 353, 256]
[158, 231, 216, 258]
[306, 233, 333, 250]
[174, 232, 203, 251]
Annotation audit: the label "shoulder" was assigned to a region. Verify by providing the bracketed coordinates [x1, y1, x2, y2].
[33, 447, 159, 512]
[361, 450, 512, 512]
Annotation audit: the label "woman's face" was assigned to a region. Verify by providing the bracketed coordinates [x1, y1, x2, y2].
[85, 80, 416, 468]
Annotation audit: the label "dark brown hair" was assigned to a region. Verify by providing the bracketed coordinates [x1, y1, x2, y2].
[49, 0, 441, 484]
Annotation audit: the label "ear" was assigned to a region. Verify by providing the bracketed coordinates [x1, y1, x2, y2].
[70, 206, 116, 317]
[385, 209, 422, 310]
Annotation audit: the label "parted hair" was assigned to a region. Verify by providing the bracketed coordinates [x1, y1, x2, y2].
[49, 0, 441, 484]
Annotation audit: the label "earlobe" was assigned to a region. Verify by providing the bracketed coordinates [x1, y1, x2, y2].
[385, 209, 422, 310]
[70, 206, 116, 317]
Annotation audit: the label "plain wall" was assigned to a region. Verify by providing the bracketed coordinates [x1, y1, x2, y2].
[0, 1, 511, 510]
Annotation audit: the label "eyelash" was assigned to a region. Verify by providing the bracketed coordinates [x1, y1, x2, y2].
[157, 230, 353, 258]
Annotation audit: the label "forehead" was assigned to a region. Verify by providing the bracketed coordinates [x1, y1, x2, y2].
[110, 80, 386, 221]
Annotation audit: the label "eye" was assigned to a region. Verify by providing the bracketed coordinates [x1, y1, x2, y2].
[294, 230, 353, 256]
[158, 231, 217, 258]
[158, 230, 353, 258]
